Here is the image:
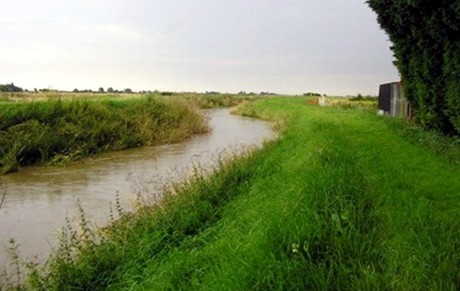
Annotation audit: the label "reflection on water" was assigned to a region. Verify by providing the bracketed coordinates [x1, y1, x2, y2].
[0, 109, 273, 268]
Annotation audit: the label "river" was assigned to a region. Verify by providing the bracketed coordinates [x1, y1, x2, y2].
[0, 109, 273, 269]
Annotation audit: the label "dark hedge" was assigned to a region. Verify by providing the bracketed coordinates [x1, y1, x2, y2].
[367, 0, 460, 134]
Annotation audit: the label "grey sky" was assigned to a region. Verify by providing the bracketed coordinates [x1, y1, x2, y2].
[0, 0, 398, 95]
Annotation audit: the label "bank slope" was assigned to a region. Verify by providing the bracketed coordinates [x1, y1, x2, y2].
[0, 96, 208, 174]
[27, 98, 460, 290]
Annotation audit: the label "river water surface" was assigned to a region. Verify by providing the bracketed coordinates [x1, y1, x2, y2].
[0, 109, 273, 269]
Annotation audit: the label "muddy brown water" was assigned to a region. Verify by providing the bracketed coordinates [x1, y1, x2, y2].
[0, 109, 273, 269]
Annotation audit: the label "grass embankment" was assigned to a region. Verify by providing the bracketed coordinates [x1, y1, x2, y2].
[15, 98, 460, 289]
[0, 96, 208, 174]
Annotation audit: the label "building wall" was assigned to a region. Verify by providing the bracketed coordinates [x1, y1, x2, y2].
[378, 82, 411, 118]
[378, 83, 392, 113]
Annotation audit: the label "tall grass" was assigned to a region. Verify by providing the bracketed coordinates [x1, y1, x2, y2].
[6, 97, 460, 290]
[0, 91, 260, 108]
[0, 96, 208, 174]
[324, 96, 377, 110]
[178, 93, 260, 109]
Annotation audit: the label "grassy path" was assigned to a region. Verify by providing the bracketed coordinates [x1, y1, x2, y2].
[21, 98, 460, 290]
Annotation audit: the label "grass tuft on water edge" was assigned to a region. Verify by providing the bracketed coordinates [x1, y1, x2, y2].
[0, 96, 208, 174]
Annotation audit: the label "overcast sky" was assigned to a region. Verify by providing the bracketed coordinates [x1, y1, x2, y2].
[0, 0, 399, 95]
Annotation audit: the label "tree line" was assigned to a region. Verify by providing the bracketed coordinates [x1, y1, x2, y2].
[0, 83, 23, 92]
[73, 87, 134, 94]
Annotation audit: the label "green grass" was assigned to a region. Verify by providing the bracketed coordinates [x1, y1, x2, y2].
[178, 93, 260, 108]
[0, 91, 260, 107]
[0, 96, 208, 174]
[10, 97, 460, 290]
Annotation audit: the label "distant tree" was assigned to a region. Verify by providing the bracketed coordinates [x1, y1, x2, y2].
[73, 88, 79, 93]
[124, 88, 133, 94]
[98, 87, 104, 93]
[0, 83, 23, 92]
[107, 87, 114, 93]
[260, 91, 277, 96]
[303, 92, 322, 97]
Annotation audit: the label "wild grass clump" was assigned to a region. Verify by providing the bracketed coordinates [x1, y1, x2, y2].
[385, 118, 460, 166]
[231, 101, 288, 132]
[326, 96, 377, 110]
[177, 93, 260, 109]
[0, 96, 13, 103]
[0, 96, 208, 174]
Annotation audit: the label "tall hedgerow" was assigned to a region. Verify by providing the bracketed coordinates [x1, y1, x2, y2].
[367, 0, 460, 134]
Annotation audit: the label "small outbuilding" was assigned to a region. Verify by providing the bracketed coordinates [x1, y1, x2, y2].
[378, 81, 411, 118]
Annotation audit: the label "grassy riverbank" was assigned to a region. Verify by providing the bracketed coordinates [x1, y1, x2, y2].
[10, 97, 460, 289]
[0, 96, 208, 174]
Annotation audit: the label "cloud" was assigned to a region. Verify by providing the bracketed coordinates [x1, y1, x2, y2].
[87, 25, 147, 41]
[0, 17, 25, 23]
[0, 44, 67, 65]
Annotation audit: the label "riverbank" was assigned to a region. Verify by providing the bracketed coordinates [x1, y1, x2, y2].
[0, 96, 209, 174]
[8, 97, 460, 289]
[0, 109, 273, 271]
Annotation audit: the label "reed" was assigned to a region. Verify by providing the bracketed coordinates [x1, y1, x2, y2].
[0, 96, 208, 174]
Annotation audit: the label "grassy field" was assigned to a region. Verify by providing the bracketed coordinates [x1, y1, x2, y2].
[0, 95, 209, 174]
[5, 97, 460, 290]
[0, 91, 259, 107]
